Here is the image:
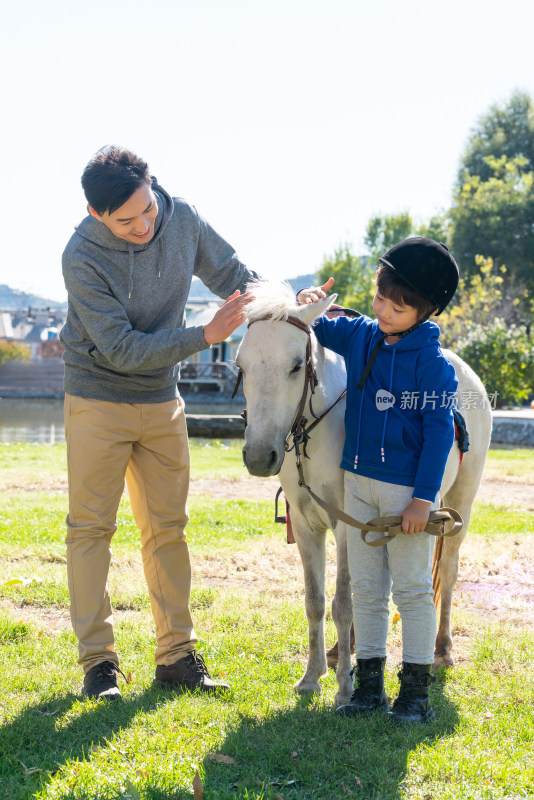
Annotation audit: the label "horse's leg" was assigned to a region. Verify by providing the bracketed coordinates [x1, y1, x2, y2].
[330, 521, 353, 705]
[435, 480, 475, 667]
[292, 517, 328, 694]
[326, 624, 355, 668]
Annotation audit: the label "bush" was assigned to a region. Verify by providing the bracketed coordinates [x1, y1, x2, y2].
[455, 319, 534, 407]
[440, 255, 531, 349]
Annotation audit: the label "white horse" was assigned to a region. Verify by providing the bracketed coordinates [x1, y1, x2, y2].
[236, 281, 492, 706]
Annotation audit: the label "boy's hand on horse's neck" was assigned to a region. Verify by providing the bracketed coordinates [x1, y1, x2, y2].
[401, 498, 432, 534]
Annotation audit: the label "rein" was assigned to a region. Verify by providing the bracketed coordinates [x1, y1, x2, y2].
[282, 316, 347, 458]
[239, 311, 463, 546]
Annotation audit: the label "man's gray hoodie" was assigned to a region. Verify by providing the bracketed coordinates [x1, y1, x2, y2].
[61, 182, 259, 403]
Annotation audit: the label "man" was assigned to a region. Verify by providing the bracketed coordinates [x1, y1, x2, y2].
[60, 145, 257, 700]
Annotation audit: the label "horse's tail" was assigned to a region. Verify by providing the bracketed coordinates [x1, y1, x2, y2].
[432, 536, 443, 609]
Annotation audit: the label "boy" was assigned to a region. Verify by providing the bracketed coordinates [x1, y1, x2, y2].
[61, 145, 257, 700]
[297, 238, 459, 723]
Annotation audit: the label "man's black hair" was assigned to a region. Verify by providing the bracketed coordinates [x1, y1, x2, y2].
[81, 145, 152, 215]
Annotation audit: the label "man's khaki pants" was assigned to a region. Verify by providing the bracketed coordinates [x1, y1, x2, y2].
[64, 394, 197, 674]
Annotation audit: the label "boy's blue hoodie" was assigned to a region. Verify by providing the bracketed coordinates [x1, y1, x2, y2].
[314, 314, 458, 503]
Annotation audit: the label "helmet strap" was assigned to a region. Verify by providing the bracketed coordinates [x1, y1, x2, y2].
[382, 304, 439, 341]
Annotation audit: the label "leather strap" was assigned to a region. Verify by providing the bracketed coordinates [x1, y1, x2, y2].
[296, 458, 462, 546]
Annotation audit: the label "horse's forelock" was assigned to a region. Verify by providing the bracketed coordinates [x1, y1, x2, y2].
[245, 279, 298, 322]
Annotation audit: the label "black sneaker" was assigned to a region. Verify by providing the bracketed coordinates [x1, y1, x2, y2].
[83, 660, 127, 701]
[155, 651, 230, 694]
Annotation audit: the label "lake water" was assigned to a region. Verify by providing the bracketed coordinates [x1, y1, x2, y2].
[0, 398, 243, 443]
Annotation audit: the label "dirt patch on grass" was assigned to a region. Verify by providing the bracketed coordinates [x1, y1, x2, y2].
[2, 472, 533, 658]
[476, 476, 534, 511]
[2, 530, 533, 643]
[5, 472, 534, 511]
[455, 534, 534, 621]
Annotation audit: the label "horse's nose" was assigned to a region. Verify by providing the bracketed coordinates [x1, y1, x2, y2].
[242, 445, 282, 476]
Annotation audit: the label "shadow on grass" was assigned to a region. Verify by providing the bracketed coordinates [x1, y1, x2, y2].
[0, 673, 460, 800]
[0, 683, 198, 800]
[202, 671, 460, 800]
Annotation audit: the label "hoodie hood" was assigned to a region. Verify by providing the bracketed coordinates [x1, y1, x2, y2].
[74, 179, 173, 252]
[73, 180, 173, 299]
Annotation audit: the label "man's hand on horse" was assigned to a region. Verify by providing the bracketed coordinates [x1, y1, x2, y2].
[203, 290, 254, 345]
[296, 277, 335, 305]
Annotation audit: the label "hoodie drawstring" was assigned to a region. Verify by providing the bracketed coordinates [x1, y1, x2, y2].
[379, 348, 396, 463]
[127, 244, 134, 299]
[127, 237, 164, 299]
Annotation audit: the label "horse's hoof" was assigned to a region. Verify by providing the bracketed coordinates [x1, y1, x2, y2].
[335, 691, 352, 707]
[433, 652, 454, 669]
[293, 678, 322, 695]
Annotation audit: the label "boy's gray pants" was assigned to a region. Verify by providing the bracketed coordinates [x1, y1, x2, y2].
[344, 472, 438, 665]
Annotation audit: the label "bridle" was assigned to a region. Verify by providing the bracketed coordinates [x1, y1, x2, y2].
[234, 312, 463, 546]
[279, 315, 347, 460]
[232, 313, 347, 462]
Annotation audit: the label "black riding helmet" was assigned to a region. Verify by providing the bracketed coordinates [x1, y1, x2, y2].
[355, 238, 459, 390]
[378, 237, 459, 315]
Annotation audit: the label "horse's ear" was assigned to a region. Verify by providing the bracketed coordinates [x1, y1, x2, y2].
[296, 294, 338, 325]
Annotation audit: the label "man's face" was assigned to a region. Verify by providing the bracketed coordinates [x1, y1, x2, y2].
[89, 182, 158, 244]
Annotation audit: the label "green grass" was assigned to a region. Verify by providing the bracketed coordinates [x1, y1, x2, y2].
[484, 446, 534, 481]
[0, 443, 533, 799]
[469, 502, 534, 535]
[2, 442, 530, 488]
[187, 439, 248, 480]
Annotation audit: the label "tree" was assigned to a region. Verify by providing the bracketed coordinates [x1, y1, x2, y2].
[317, 244, 375, 315]
[0, 340, 30, 365]
[415, 214, 449, 244]
[363, 211, 449, 259]
[439, 255, 529, 348]
[450, 91, 534, 298]
[457, 90, 534, 183]
[363, 213, 414, 263]
[449, 154, 534, 293]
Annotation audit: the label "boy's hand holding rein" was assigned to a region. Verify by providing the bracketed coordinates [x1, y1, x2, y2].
[401, 498, 432, 534]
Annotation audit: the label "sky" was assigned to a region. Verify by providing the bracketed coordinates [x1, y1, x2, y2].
[1, 0, 533, 303]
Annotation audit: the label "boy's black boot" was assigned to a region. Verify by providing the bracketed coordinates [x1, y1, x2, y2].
[336, 657, 389, 716]
[389, 662, 436, 724]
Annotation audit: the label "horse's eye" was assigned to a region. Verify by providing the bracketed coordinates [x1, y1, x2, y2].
[290, 362, 302, 375]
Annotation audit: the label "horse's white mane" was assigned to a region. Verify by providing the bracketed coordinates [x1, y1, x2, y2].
[245, 279, 299, 322]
